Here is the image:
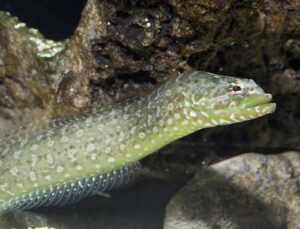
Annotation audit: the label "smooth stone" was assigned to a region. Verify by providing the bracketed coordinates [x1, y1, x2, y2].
[164, 152, 300, 229]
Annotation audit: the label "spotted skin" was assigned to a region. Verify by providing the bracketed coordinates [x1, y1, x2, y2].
[0, 71, 276, 214]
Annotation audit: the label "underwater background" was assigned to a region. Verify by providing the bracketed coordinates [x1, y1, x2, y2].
[0, 0, 299, 228]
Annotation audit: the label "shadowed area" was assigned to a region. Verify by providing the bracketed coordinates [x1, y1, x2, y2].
[0, 0, 86, 40]
[0, 177, 182, 229]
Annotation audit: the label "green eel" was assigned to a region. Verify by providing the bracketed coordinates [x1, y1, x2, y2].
[0, 71, 276, 214]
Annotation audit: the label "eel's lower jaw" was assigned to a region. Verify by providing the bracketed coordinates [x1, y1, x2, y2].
[248, 102, 276, 117]
[262, 103, 276, 114]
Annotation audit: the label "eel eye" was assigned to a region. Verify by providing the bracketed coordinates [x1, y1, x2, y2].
[229, 83, 243, 94]
[233, 85, 241, 92]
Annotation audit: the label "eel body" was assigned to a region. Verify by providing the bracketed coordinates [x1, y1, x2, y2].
[0, 71, 276, 213]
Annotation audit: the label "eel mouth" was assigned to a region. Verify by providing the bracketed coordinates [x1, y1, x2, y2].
[243, 94, 276, 116]
[252, 103, 276, 115]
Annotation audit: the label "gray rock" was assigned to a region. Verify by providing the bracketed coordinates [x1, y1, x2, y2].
[0, 211, 68, 229]
[164, 152, 300, 229]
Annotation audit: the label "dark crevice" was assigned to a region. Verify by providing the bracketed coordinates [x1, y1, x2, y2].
[116, 10, 130, 19]
[177, 67, 184, 73]
[176, 34, 199, 44]
[91, 39, 107, 53]
[187, 53, 202, 67]
[116, 71, 156, 84]
[90, 71, 156, 94]
[294, 112, 300, 119]
[102, 77, 117, 91]
[187, 49, 216, 68]
[268, 117, 282, 129]
[289, 58, 300, 71]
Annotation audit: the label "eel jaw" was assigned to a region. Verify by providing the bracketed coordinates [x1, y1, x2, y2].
[216, 94, 276, 125]
[248, 102, 276, 117]
[241, 93, 276, 118]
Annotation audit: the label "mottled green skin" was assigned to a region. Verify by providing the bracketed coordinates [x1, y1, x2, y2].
[0, 71, 275, 213]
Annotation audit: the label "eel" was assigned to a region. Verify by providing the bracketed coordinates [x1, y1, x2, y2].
[0, 71, 276, 214]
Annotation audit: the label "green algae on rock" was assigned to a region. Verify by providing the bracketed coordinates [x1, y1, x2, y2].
[0, 71, 276, 214]
[1, 11, 66, 60]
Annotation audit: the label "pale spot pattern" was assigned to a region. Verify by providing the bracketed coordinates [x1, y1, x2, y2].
[87, 144, 95, 152]
[230, 114, 239, 122]
[104, 147, 111, 154]
[45, 175, 51, 181]
[56, 166, 64, 173]
[47, 140, 54, 147]
[10, 167, 18, 177]
[196, 119, 203, 124]
[31, 144, 38, 150]
[76, 129, 84, 138]
[60, 136, 69, 143]
[31, 154, 38, 167]
[200, 111, 209, 118]
[139, 132, 146, 139]
[159, 120, 164, 127]
[219, 119, 231, 124]
[118, 132, 125, 142]
[0, 71, 274, 213]
[76, 165, 83, 171]
[134, 144, 141, 149]
[47, 154, 54, 164]
[29, 171, 37, 182]
[120, 144, 126, 151]
[167, 118, 173, 125]
[13, 151, 21, 160]
[130, 127, 136, 134]
[91, 153, 97, 161]
[211, 119, 218, 125]
[107, 157, 116, 163]
[182, 120, 189, 126]
[167, 103, 174, 110]
[190, 111, 197, 117]
[174, 113, 181, 119]
[16, 183, 23, 188]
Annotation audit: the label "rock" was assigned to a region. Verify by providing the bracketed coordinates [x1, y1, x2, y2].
[0, 211, 68, 229]
[164, 152, 300, 229]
